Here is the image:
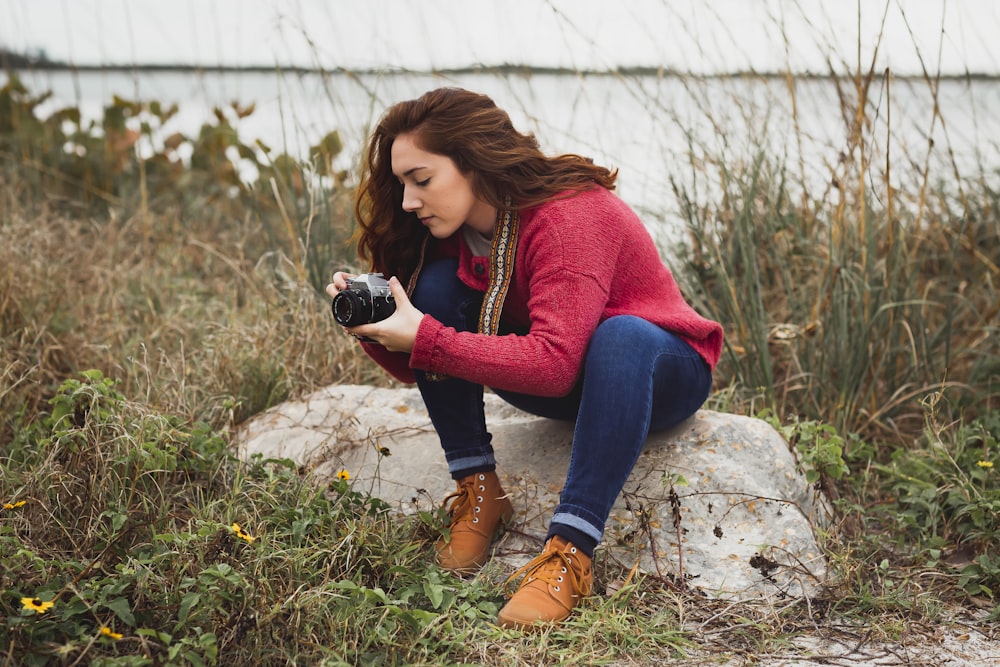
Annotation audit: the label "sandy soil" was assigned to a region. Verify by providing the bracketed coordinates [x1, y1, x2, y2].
[678, 611, 998, 666]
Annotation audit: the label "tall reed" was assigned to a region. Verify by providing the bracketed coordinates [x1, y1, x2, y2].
[670, 9, 999, 445]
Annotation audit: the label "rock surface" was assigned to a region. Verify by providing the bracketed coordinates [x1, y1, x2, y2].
[237, 384, 831, 600]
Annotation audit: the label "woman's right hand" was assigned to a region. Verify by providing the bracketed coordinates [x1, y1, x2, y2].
[326, 271, 356, 298]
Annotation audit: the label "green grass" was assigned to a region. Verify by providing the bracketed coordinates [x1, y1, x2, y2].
[1, 62, 999, 664]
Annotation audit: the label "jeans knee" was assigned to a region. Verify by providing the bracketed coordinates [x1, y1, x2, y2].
[591, 315, 639, 343]
[587, 316, 659, 366]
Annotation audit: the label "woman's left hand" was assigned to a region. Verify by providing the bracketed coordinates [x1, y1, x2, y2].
[347, 277, 423, 353]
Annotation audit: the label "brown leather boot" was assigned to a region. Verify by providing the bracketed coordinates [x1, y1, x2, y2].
[435, 471, 514, 574]
[497, 535, 593, 628]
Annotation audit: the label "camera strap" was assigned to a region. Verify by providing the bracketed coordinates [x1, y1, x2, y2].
[477, 199, 519, 336]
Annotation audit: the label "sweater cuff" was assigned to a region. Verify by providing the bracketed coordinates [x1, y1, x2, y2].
[409, 314, 445, 372]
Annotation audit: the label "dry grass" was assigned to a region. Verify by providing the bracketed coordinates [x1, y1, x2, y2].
[0, 174, 386, 444]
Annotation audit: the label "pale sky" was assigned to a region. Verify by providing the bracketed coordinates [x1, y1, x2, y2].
[2, 0, 998, 75]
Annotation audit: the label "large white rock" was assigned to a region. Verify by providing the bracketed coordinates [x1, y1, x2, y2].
[237, 384, 831, 600]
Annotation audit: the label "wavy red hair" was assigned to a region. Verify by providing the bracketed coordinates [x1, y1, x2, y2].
[353, 87, 617, 285]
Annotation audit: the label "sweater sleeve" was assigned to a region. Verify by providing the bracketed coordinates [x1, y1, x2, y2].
[409, 267, 608, 395]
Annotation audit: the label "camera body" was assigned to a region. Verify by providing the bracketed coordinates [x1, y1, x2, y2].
[331, 273, 396, 327]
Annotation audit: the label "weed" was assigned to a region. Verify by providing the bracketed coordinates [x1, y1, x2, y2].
[0, 371, 505, 665]
[874, 394, 999, 602]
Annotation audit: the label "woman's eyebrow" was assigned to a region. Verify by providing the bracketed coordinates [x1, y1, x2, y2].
[394, 165, 425, 180]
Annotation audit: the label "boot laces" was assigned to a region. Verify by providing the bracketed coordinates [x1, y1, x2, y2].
[504, 540, 592, 597]
[441, 477, 482, 528]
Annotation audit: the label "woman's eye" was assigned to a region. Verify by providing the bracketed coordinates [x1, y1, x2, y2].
[416, 178, 430, 187]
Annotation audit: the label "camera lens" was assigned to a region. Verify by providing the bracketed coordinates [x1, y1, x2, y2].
[331, 291, 370, 326]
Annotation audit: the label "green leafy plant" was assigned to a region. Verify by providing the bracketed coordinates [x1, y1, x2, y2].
[763, 411, 856, 488]
[875, 395, 998, 600]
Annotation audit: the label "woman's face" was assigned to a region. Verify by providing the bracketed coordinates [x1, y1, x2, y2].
[391, 133, 496, 238]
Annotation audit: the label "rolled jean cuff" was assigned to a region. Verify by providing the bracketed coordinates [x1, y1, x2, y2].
[446, 452, 496, 478]
[551, 509, 604, 544]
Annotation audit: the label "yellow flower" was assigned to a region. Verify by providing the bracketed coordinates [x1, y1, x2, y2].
[230, 522, 255, 544]
[3, 500, 27, 510]
[977, 460, 994, 469]
[337, 469, 351, 481]
[21, 597, 55, 614]
[100, 626, 124, 640]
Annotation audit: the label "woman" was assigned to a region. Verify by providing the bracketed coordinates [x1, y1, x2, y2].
[327, 87, 723, 628]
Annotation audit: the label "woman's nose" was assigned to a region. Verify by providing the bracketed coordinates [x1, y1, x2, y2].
[401, 185, 420, 212]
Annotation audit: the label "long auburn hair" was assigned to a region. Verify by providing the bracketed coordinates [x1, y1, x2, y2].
[353, 87, 618, 285]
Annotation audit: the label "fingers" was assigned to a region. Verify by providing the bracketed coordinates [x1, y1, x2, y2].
[387, 276, 409, 304]
[326, 271, 356, 297]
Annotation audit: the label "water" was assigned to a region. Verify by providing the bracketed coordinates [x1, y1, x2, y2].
[12, 68, 1000, 234]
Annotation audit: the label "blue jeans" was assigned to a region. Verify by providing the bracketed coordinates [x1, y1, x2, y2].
[411, 259, 713, 554]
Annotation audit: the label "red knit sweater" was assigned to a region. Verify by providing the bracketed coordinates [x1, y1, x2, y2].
[361, 187, 723, 397]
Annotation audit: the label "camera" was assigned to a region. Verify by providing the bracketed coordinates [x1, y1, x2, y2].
[331, 273, 396, 327]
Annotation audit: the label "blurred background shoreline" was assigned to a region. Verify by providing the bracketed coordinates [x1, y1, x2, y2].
[7, 64, 997, 238]
[6, 48, 1000, 80]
